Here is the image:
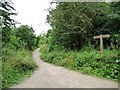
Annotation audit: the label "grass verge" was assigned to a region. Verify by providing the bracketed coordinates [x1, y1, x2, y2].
[2, 48, 37, 89]
[40, 44, 120, 81]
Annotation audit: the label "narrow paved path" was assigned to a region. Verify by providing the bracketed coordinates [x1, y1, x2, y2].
[13, 49, 118, 88]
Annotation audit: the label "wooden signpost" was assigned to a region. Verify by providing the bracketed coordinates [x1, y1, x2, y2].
[93, 34, 110, 53]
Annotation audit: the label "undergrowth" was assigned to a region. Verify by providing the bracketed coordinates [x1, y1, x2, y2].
[40, 44, 120, 81]
[2, 47, 37, 89]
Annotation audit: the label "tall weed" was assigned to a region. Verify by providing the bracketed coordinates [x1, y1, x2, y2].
[2, 48, 37, 89]
[40, 46, 119, 81]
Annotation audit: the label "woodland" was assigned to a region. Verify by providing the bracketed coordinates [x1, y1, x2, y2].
[0, 0, 120, 89]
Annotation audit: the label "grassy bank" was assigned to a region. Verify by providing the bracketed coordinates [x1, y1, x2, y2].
[2, 47, 37, 89]
[40, 44, 120, 81]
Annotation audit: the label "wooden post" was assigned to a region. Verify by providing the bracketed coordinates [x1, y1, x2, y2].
[93, 34, 110, 53]
[100, 35, 103, 53]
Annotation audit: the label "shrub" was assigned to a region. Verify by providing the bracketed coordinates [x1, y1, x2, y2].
[40, 46, 119, 81]
[2, 48, 37, 89]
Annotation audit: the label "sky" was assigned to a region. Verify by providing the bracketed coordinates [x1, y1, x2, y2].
[12, 0, 54, 36]
[11, 0, 112, 36]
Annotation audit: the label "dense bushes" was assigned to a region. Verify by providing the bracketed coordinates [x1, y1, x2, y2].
[2, 25, 39, 89]
[2, 47, 37, 89]
[40, 2, 120, 81]
[40, 45, 120, 81]
[47, 2, 120, 50]
[15, 25, 38, 50]
[1, 0, 39, 89]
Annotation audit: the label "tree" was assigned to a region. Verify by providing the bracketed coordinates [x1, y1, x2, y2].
[15, 25, 37, 50]
[47, 2, 115, 50]
[0, 0, 17, 43]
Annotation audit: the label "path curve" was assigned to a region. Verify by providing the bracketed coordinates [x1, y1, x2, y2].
[13, 48, 118, 88]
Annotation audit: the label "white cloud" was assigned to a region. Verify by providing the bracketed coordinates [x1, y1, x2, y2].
[12, 0, 53, 35]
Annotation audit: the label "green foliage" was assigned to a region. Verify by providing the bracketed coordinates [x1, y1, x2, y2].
[39, 34, 47, 45]
[1, 1, 39, 89]
[47, 2, 120, 50]
[40, 45, 120, 81]
[40, 1, 120, 83]
[8, 35, 25, 49]
[0, 0, 17, 42]
[15, 25, 37, 50]
[39, 44, 49, 54]
[110, 34, 120, 49]
[2, 47, 37, 89]
[110, 2, 120, 15]
[2, 25, 39, 50]
[2, 25, 39, 89]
